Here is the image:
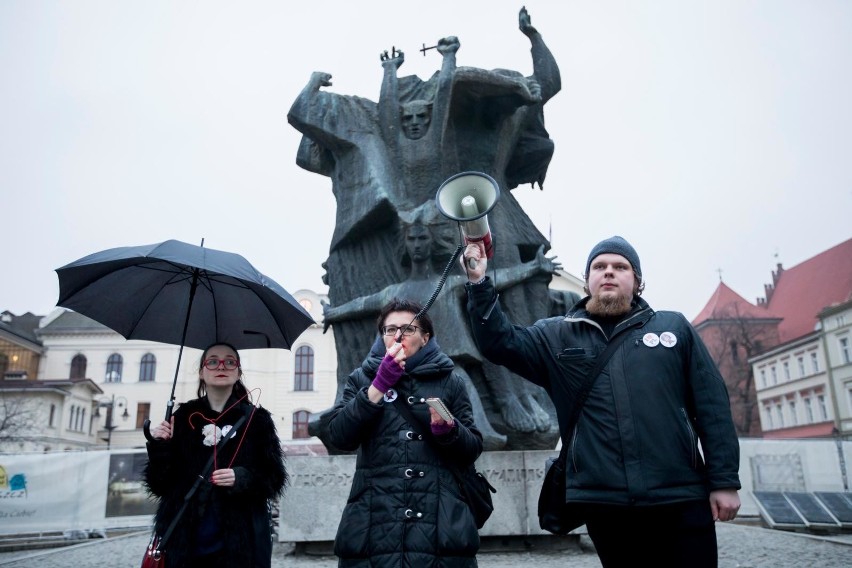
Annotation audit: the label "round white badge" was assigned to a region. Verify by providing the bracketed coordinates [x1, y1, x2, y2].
[384, 388, 398, 403]
[660, 332, 678, 348]
[643, 333, 660, 347]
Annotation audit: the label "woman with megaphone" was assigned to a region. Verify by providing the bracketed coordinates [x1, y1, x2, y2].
[322, 298, 485, 567]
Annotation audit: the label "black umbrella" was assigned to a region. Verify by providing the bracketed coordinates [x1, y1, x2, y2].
[56, 239, 315, 429]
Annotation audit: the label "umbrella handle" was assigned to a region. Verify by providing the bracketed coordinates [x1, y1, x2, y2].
[143, 419, 156, 442]
[143, 398, 175, 442]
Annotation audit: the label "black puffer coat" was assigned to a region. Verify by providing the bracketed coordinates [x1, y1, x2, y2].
[144, 396, 287, 567]
[324, 337, 483, 568]
[467, 278, 740, 506]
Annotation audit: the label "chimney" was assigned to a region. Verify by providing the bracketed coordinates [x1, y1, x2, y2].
[772, 263, 784, 285]
[764, 283, 775, 304]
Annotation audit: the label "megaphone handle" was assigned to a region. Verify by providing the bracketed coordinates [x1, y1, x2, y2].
[412, 245, 464, 324]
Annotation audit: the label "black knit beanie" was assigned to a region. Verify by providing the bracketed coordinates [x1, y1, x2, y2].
[585, 236, 642, 278]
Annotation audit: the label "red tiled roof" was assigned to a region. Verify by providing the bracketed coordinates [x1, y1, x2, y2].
[767, 238, 852, 343]
[692, 281, 780, 326]
[692, 238, 852, 344]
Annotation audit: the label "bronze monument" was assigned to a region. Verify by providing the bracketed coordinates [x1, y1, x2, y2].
[288, 7, 568, 450]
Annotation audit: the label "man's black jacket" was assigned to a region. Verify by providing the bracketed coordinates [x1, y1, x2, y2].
[467, 277, 740, 505]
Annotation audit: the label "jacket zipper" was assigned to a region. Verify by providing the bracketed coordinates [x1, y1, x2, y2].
[569, 425, 580, 472]
[679, 408, 698, 469]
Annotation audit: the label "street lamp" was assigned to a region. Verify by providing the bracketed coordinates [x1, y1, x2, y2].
[94, 394, 129, 450]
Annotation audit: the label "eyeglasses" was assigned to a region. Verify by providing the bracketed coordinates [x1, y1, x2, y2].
[381, 324, 421, 337]
[203, 358, 239, 370]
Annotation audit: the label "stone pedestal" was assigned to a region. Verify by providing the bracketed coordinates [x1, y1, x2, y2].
[279, 450, 565, 542]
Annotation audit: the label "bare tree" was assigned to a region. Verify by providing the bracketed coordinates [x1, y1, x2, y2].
[0, 395, 42, 449]
[696, 304, 780, 437]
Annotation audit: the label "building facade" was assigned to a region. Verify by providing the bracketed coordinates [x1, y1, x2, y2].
[1, 289, 335, 453]
[0, 311, 43, 380]
[693, 238, 852, 440]
[3, 271, 585, 453]
[750, 298, 852, 440]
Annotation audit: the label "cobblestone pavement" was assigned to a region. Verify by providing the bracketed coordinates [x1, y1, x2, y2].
[1, 522, 850, 567]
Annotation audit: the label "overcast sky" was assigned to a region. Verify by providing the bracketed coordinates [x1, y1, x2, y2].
[2, 0, 850, 322]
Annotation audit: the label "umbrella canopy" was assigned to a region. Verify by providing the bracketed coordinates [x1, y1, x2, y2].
[56, 239, 316, 427]
[56, 239, 314, 351]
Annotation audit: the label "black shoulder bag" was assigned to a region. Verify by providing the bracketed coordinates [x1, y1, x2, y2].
[538, 329, 633, 535]
[393, 393, 496, 529]
[142, 408, 251, 568]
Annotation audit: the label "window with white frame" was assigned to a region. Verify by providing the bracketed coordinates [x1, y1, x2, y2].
[810, 352, 820, 373]
[788, 400, 797, 426]
[139, 353, 156, 382]
[847, 388, 852, 419]
[764, 406, 774, 429]
[294, 346, 314, 391]
[775, 404, 784, 427]
[68, 405, 85, 432]
[839, 336, 850, 365]
[770, 366, 778, 385]
[817, 394, 828, 421]
[783, 361, 791, 381]
[292, 410, 311, 439]
[804, 397, 814, 423]
[797, 356, 805, 377]
[70, 354, 87, 379]
[837, 315, 847, 328]
[105, 353, 123, 382]
[759, 369, 766, 388]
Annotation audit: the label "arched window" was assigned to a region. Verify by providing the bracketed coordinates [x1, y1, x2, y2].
[70, 354, 87, 379]
[294, 346, 314, 391]
[293, 410, 311, 439]
[105, 353, 123, 382]
[139, 353, 156, 382]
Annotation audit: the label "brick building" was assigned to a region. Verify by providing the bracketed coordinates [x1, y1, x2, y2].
[693, 237, 852, 439]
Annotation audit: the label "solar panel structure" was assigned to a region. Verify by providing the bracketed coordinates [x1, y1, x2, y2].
[752, 491, 807, 529]
[814, 492, 852, 528]
[784, 492, 840, 528]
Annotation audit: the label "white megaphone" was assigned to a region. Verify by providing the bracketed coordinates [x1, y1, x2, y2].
[436, 171, 500, 269]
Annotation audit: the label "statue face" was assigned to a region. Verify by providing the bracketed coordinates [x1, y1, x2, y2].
[401, 101, 431, 140]
[405, 225, 432, 262]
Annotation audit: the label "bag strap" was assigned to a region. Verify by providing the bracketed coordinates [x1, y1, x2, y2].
[155, 407, 250, 551]
[555, 325, 636, 462]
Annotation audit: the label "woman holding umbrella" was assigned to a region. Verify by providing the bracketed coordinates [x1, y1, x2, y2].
[143, 343, 287, 568]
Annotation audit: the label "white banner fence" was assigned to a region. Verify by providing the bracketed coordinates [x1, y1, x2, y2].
[1, 438, 850, 537]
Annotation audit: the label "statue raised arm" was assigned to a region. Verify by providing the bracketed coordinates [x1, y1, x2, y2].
[378, 36, 460, 208]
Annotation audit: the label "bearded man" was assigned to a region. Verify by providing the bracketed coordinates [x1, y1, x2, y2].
[463, 235, 741, 568]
